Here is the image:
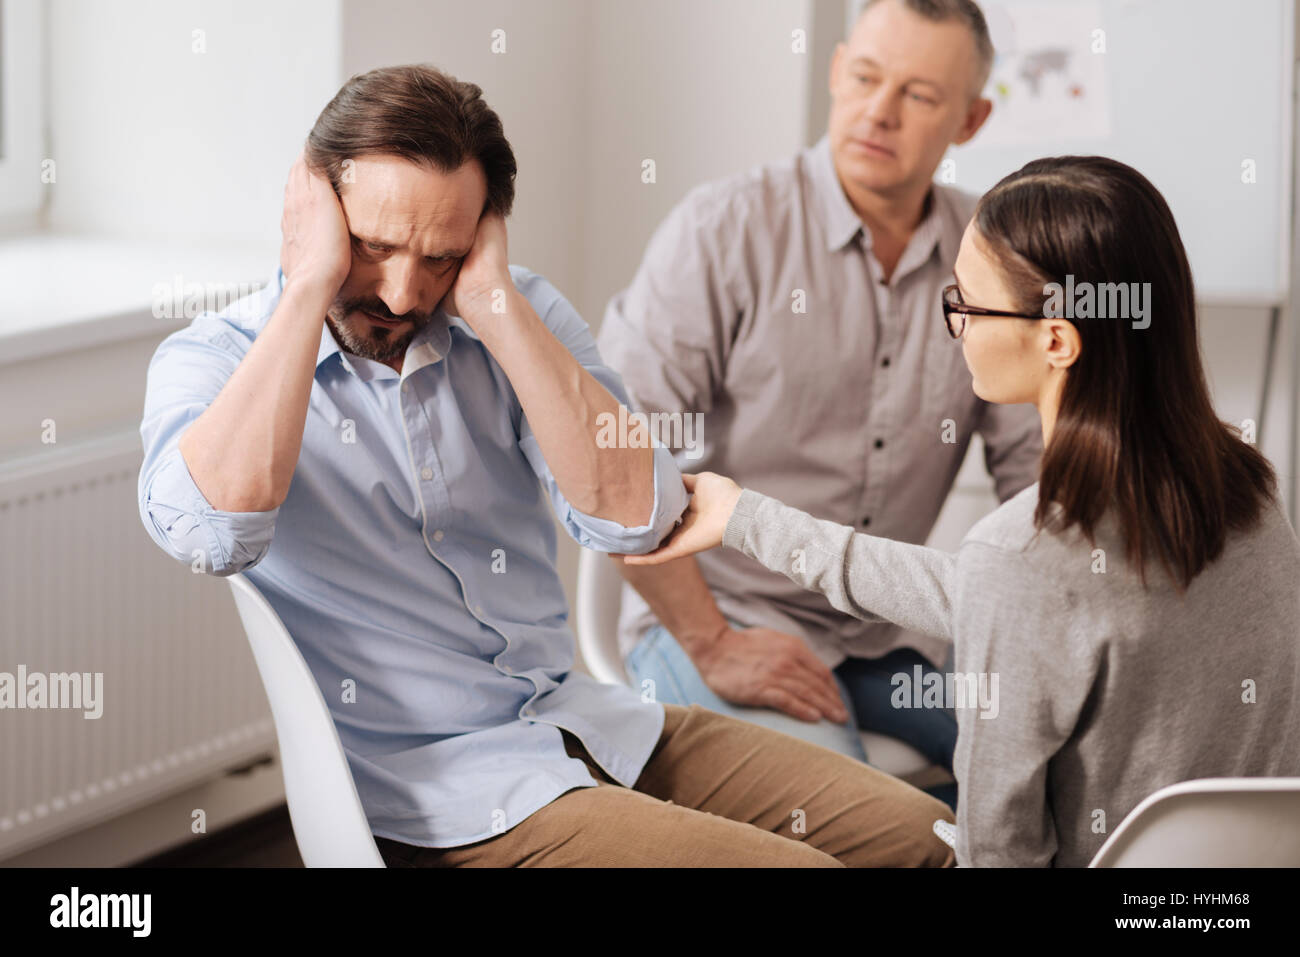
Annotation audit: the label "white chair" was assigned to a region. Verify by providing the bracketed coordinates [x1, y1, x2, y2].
[574, 547, 937, 779]
[1089, 777, 1300, 867]
[226, 573, 385, 867]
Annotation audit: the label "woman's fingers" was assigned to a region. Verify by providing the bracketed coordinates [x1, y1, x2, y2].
[622, 523, 694, 565]
[619, 472, 736, 566]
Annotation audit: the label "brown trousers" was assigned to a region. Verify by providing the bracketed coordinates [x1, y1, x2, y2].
[373, 703, 956, 867]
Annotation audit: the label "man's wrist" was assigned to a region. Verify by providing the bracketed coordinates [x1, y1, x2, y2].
[676, 615, 731, 660]
[456, 273, 519, 325]
[280, 272, 340, 318]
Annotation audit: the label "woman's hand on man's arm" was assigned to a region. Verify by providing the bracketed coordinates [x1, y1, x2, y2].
[618, 472, 742, 566]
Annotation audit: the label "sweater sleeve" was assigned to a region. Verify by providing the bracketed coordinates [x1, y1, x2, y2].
[950, 540, 1099, 867]
[721, 488, 956, 640]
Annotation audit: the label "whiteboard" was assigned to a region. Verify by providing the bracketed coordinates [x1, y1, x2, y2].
[940, 0, 1294, 305]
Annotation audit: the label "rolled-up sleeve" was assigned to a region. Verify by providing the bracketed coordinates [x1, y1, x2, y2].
[138, 321, 279, 576]
[512, 269, 689, 554]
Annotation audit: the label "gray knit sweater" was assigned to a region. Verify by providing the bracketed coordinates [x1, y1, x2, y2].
[722, 482, 1300, 867]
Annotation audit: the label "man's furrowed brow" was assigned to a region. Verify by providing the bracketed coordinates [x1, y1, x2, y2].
[427, 247, 472, 261]
[350, 232, 470, 259]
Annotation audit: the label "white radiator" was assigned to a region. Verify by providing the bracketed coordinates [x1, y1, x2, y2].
[0, 430, 275, 861]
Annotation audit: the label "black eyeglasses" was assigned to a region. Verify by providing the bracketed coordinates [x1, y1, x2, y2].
[941, 283, 1046, 339]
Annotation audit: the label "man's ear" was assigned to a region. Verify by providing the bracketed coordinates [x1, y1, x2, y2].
[828, 42, 845, 97]
[1043, 318, 1082, 371]
[952, 96, 993, 147]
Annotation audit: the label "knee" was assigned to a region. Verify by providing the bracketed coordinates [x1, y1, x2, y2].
[895, 787, 958, 867]
[792, 845, 848, 867]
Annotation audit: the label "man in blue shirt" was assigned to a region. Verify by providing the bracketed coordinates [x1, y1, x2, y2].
[138, 64, 954, 866]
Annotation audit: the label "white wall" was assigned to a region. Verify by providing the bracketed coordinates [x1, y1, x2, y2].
[0, 0, 47, 229]
[47, 0, 342, 249]
[578, 0, 815, 322]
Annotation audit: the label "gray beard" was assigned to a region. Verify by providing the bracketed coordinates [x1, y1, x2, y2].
[325, 303, 430, 365]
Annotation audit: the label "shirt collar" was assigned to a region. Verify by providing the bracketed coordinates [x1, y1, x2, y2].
[928, 188, 962, 269]
[907, 189, 948, 273]
[269, 267, 455, 383]
[809, 134, 865, 253]
[807, 134, 953, 269]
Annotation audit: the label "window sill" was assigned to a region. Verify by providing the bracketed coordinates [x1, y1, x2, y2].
[0, 230, 275, 366]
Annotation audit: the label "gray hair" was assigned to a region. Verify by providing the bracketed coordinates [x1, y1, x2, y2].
[856, 0, 995, 98]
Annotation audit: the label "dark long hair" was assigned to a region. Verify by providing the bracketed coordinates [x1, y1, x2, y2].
[974, 156, 1277, 589]
[305, 64, 516, 217]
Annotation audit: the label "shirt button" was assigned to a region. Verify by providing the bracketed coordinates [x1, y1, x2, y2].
[401, 381, 409, 393]
[420, 466, 433, 481]
[432, 529, 444, 541]
[474, 605, 484, 615]
[523, 706, 535, 717]
[874, 438, 884, 449]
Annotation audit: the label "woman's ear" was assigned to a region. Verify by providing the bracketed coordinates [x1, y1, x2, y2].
[1043, 318, 1082, 371]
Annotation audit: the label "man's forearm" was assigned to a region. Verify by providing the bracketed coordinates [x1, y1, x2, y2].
[466, 288, 655, 527]
[177, 277, 334, 512]
[611, 554, 729, 656]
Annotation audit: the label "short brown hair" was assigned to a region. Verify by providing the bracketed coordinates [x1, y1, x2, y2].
[305, 64, 517, 217]
[857, 0, 995, 96]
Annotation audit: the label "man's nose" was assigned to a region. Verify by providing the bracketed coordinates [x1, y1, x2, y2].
[375, 256, 427, 318]
[864, 85, 901, 129]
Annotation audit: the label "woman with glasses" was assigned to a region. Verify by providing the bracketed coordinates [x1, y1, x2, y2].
[623, 155, 1300, 867]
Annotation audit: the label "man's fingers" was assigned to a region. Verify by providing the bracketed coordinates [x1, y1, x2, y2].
[777, 668, 849, 723]
[791, 661, 849, 722]
[764, 648, 847, 721]
[757, 686, 822, 723]
[790, 646, 838, 687]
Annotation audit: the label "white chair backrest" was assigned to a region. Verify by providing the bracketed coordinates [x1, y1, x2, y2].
[572, 546, 933, 778]
[226, 573, 384, 867]
[575, 547, 632, 685]
[1089, 777, 1300, 867]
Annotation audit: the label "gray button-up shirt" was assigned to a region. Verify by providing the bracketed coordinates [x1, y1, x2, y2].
[598, 134, 1042, 669]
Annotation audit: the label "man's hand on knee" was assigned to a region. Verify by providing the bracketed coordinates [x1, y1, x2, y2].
[694, 625, 850, 724]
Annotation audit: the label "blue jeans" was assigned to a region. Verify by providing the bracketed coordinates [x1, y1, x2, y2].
[625, 624, 958, 810]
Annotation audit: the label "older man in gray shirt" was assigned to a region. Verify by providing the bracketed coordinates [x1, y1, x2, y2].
[597, 0, 1040, 801]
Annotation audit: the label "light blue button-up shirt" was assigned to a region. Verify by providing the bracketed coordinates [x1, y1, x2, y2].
[138, 264, 688, 847]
